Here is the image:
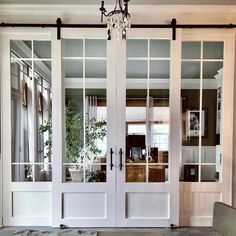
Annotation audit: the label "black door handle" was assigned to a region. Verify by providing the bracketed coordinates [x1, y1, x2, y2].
[110, 148, 114, 170]
[119, 148, 123, 171]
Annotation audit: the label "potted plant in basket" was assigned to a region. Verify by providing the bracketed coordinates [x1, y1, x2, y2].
[65, 100, 106, 182]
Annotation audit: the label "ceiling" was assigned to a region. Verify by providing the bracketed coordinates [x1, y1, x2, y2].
[0, 0, 236, 4]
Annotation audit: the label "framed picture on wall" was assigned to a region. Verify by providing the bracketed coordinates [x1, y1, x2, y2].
[186, 110, 206, 137]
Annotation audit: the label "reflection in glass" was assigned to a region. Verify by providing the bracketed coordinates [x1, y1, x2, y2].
[86, 165, 106, 183]
[65, 89, 84, 164]
[126, 60, 148, 78]
[203, 42, 224, 59]
[150, 40, 170, 58]
[10, 40, 52, 182]
[85, 59, 106, 78]
[203, 61, 223, 79]
[12, 164, 33, 182]
[34, 41, 51, 59]
[181, 40, 224, 183]
[10, 40, 32, 58]
[181, 61, 200, 79]
[65, 164, 84, 182]
[148, 165, 168, 182]
[85, 39, 106, 57]
[201, 165, 218, 182]
[127, 39, 148, 58]
[63, 39, 83, 57]
[182, 41, 201, 59]
[126, 165, 146, 182]
[150, 60, 170, 79]
[64, 59, 83, 78]
[35, 164, 52, 181]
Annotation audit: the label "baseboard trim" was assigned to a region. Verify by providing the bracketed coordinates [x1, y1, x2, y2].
[180, 216, 213, 226]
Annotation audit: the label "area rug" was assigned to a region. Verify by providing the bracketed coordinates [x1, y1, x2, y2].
[11, 229, 97, 236]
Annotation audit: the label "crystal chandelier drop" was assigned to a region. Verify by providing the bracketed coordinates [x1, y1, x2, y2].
[99, 0, 131, 40]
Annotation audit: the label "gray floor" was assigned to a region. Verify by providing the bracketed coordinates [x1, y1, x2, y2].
[0, 227, 222, 236]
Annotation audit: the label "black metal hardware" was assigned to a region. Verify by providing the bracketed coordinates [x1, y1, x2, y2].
[119, 148, 123, 171]
[171, 18, 177, 40]
[1, 19, 236, 41]
[110, 148, 114, 170]
[56, 18, 62, 40]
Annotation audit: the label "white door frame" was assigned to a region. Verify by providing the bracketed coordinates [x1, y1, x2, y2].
[116, 28, 182, 227]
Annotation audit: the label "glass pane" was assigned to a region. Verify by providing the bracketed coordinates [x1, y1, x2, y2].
[201, 50, 223, 177]
[149, 89, 169, 164]
[150, 40, 170, 58]
[85, 59, 106, 78]
[63, 39, 83, 57]
[127, 39, 148, 57]
[126, 165, 146, 182]
[203, 42, 224, 59]
[126, 89, 147, 163]
[11, 61, 32, 163]
[182, 41, 201, 59]
[181, 61, 200, 79]
[182, 148, 198, 163]
[181, 45, 201, 181]
[148, 165, 168, 182]
[64, 59, 83, 78]
[203, 61, 223, 79]
[12, 164, 33, 182]
[86, 165, 106, 183]
[150, 60, 170, 78]
[65, 164, 84, 182]
[201, 165, 218, 182]
[127, 60, 148, 78]
[10, 40, 32, 58]
[85, 39, 106, 57]
[183, 164, 198, 182]
[84, 89, 107, 165]
[35, 164, 52, 182]
[65, 89, 84, 164]
[34, 61, 51, 83]
[34, 41, 51, 59]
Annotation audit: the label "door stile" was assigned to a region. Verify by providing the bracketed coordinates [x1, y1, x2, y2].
[51, 29, 64, 227]
[115, 39, 127, 227]
[169, 29, 182, 226]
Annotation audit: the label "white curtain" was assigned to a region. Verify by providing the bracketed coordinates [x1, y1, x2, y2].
[85, 96, 97, 121]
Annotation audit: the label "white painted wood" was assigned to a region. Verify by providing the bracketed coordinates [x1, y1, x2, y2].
[0, 29, 3, 227]
[116, 29, 180, 227]
[126, 193, 169, 219]
[13, 191, 52, 217]
[169, 29, 182, 227]
[63, 193, 106, 219]
[52, 28, 116, 227]
[180, 29, 235, 227]
[2, 31, 52, 226]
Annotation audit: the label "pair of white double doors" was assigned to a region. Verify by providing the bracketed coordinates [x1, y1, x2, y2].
[52, 28, 181, 227]
[2, 28, 181, 227]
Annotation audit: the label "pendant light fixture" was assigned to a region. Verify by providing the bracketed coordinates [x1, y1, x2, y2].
[99, 0, 131, 40]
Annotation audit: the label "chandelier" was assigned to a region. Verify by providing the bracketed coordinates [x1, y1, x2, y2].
[99, 0, 131, 40]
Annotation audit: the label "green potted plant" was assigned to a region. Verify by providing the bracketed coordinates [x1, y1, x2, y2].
[65, 100, 106, 182]
[39, 119, 52, 171]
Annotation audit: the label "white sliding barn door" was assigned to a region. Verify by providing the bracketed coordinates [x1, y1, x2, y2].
[52, 29, 116, 227]
[116, 29, 181, 227]
[179, 30, 234, 226]
[2, 30, 53, 226]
